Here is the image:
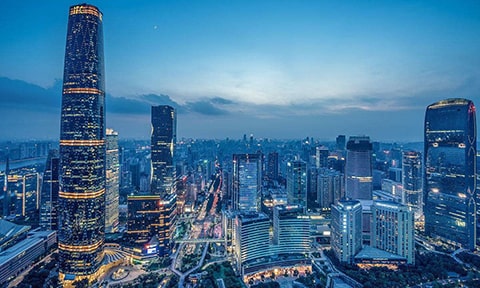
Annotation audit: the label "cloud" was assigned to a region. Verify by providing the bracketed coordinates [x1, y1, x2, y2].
[185, 100, 230, 116]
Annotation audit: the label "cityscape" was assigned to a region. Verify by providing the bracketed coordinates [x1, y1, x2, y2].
[1, 2, 480, 288]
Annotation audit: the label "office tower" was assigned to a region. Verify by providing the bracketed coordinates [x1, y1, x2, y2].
[126, 194, 176, 256]
[331, 200, 362, 264]
[232, 154, 262, 212]
[105, 129, 119, 233]
[286, 160, 307, 209]
[12, 173, 39, 221]
[273, 205, 310, 255]
[316, 146, 329, 169]
[3, 156, 9, 218]
[372, 201, 414, 264]
[402, 151, 422, 217]
[317, 168, 343, 211]
[336, 135, 346, 151]
[40, 150, 59, 230]
[307, 166, 318, 210]
[234, 212, 270, 273]
[345, 136, 373, 200]
[58, 4, 105, 279]
[424, 98, 477, 250]
[267, 152, 279, 181]
[151, 105, 176, 196]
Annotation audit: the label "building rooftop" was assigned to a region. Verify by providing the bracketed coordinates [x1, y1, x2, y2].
[0, 229, 56, 264]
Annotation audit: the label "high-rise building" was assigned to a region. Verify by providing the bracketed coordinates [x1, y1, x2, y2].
[331, 199, 362, 264]
[345, 136, 373, 200]
[151, 105, 176, 196]
[232, 154, 262, 212]
[39, 150, 59, 230]
[234, 212, 271, 273]
[336, 135, 346, 151]
[424, 98, 477, 250]
[126, 194, 176, 256]
[267, 152, 279, 181]
[273, 205, 310, 255]
[402, 151, 422, 217]
[12, 173, 39, 221]
[286, 160, 307, 209]
[317, 168, 343, 211]
[372, 201, 415, 264]
[105, 129, 119, 233]
[58, 4, 106, 279]
[316, 146, 329, 169]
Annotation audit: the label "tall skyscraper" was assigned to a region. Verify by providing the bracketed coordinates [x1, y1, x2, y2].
[402, 151, 422, 217]
[286, 160, 307, 209]
[371, 201, 415, 264]
[58, 4, 106, 280]
[40, 150, 59, 231]
[232, 154, 262, 212]
[345, 136, 373, 200]
[273, 205, 310, 255]
[316, 146, 329, 169]
[331, 199, 362, 264]
[424, 98, 477, 250]
[105, 129, 119, 233]
[151, 105, 176, 196]
[317, 168, 343, 211]
[266, 152, 279, 181]
[336, 135, 346, 151]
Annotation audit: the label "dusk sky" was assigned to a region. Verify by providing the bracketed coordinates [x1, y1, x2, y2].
[1, 0, 479, 141]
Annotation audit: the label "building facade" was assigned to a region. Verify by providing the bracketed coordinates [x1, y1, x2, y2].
[345, 136, 373, 200]
[286, 160, 307, 209]
[151, 105, 176, 196]
[424, 98, 477, 250]
[105, 129, 119, 233]
[371, 201, 415, 264]
[58, 4, 106, 278]
[39, 150, 59, 231]
[402, 151, 422, 217]
[317, 168, 343, 211]
[331, 200, 362, 264]
[273, 205, 310, 255]
[232, 154, 262, 212]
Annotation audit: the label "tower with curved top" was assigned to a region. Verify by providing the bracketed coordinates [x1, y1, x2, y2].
[58, 3, 106, 279]
[424, 98, 476, 250]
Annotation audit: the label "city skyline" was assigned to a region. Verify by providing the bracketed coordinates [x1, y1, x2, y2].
[1, 1, 480, 141]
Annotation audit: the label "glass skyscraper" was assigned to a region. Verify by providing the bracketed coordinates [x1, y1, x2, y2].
[424, 98, 477, 250]
[345, 136, 373, 200]
[286, 160, 307, 209]
[232, 154, 262, 212]
[105, 129, 119, 233]
[151, 105, 176, 196]
[58, 4, 106, 279]
[402, 151, 422, 217]
[40, 150, 59, 231]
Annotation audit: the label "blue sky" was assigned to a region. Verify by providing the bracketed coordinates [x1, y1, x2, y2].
[0, 0, 479, 141]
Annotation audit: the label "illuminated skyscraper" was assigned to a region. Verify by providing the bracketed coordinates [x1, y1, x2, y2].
[232, 154, 262, 212]
[105, 129, 119, 233]
[2, 156, 10, 218]
[58, 4, 106, 279]
[151, 105, 176, 195]
[40, 150, 59, 231]
[402, 151, 422, 217]
[286, 160, 307, 209]
[345, 136, 373, 200]
[331, 199, 362, 264]
[424, 98, 477, 250]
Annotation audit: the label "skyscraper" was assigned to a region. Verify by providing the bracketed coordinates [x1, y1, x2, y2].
[424, 98, 477, 250]
[331, 199, 362, 264]
[3, 156, 10, 218]
[232, 154, 262, 212]
[266, 152, 279, 181]
[372, 201, 415, 264]
[151, 105, 176, 196]
[105, 129, 119, 233]
[273, 205, 310, 255]
[40, 150, 59, 231]
[58, 4, 106, 280]
[402, 151, 422, 217]
[345, 136, 373, 200]
[286, 160, 307, 209]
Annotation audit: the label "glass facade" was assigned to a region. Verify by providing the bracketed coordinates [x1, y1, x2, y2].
[151, 105, 176, 196]
[232, 154, 261, 212]
[345, 136, 373, 200]
[58, 4, 105, 276]
[331, 199, 362, 264]
[402, 151, 422, 217]
[105, 129, 119, 233]
[40, 150, 59, 231]
[424, 98, 476, 250]
[286, 160, 307, 209]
